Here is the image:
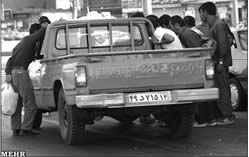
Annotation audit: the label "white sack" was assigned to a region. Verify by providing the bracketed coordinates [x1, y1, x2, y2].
[1, 83, 18, 116]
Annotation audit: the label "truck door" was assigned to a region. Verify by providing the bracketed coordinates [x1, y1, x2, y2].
[39, 27, 61, 110]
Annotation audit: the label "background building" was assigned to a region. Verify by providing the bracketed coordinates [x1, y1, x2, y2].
[1, 0, 247, 32]
[3, 0, 56, 10]
[2, 0, 72, 32]
[181, 0, 248, 26]
[121, 0, 247, 27]
[150, 0, 247, 27]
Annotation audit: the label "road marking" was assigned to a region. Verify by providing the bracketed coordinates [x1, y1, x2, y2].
[42, 118, 193, 153]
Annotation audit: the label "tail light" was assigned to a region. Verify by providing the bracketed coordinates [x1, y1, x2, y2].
[205, 59, 214, 80]
[75, 66, 87, 87]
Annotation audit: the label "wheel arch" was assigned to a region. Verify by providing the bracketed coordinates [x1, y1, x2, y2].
[53, 79, 65, 110]
[229, 73, 247, 111]
[229, 72, 236, 78]
[229, 73, 245, 92]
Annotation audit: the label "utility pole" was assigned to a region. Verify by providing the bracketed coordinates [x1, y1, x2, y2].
[72, 0, 80, 19]
[82, 0, 88, 17]
[0, 0, 3, 52]
[0, 0, 3, 85]
[232, 0, 239, 27]
[143, 0, 152, 16]
[78, 0, 88, 17]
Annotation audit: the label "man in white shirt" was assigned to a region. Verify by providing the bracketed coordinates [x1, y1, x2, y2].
[154, 27, 183, 49]
[147, 15, 183, 50]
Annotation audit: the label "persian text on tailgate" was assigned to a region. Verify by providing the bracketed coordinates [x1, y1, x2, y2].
[93, 61, 203, 80]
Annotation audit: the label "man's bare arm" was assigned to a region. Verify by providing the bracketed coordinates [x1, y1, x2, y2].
[161, 34, 175, 44]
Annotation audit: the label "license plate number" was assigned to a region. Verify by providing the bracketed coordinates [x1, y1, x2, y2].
[125, 92, 171, 104]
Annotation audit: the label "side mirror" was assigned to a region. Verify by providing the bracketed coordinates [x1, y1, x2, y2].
[233, 43, 237, 48]
[36, 54, 44, 60]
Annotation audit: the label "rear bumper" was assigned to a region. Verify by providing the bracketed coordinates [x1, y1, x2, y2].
[75, 88, 219, 108]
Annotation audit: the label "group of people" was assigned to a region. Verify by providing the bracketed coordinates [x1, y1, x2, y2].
[133, 2, 235, 127]
[5, 16, 51, 136]
[5, 2, 235, 137]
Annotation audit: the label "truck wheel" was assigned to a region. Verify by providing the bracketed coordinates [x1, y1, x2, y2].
[139, 114, 155, 125]
[58, 88, 86, 145]
[229, 78, 246, 111]
[32, 109, 42, 129]
[163, 106, 194, 138]
[114, 116, 137, 124]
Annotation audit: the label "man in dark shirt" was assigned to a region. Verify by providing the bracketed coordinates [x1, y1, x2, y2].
[5, 23, 46, 136]
[170, 15, 202, 48]
[35, 16, 51, 60]
[159, 14, 171, 28]
[199, 2, 234, 125]
[39, 16, 51, 28]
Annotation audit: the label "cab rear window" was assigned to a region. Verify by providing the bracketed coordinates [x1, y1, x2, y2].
[55, 27, 87, 49]
[55, 24, 143, 50]
[69, 27, 88, 48]
[90, 25, 143, 47]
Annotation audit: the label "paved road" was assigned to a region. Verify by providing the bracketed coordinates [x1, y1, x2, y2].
[1, 111, 247, 157]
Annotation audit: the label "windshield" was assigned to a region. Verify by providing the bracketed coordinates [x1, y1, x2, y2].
[238, 30, 248, 51]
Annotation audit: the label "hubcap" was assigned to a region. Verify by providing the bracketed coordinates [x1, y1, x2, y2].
[230, 83, 239, 108]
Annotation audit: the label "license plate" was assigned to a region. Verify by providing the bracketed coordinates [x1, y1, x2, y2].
[125, 91, 171, 104]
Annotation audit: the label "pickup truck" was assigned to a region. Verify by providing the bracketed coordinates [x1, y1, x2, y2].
[29, 18, 218, 145]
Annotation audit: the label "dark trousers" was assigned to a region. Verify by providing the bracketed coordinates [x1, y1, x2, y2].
[195, 101, 221, 124]
[195, 64, 233, 123]
[214, 64, 233, 118]
[10, 69, 37, 131]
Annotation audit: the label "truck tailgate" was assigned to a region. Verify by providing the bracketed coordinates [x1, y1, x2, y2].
[85, 50, 210, 93]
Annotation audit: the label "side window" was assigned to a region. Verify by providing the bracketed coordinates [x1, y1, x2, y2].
[54, 28, 67, 57]
[90, 26, 110, 47]
[56, 29, 66, 49]
[112, 25, 131, 46]
[133, 26, 143, 45]
[69, 27, 87, 48]
[112, 25, 143, 46]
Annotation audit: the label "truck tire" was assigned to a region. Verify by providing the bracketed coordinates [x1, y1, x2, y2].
[162, 106, 194, 138]
[58, 88, 86, 145]
[114, 116, 137, 124]
[32, 109, 42, 129]
[229, 77, 246, 111]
